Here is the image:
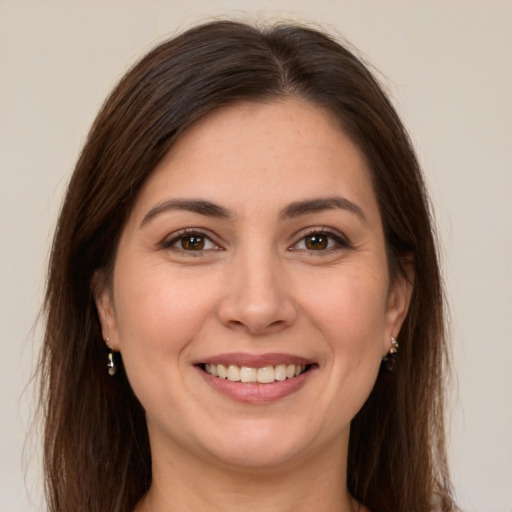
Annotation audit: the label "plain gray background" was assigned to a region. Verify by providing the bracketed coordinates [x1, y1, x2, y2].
[1, 1, 511, 511]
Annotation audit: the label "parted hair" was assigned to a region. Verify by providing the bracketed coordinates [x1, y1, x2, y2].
[40, 20, 457, 512]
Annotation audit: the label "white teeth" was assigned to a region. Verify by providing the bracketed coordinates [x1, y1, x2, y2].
[257, 366, 275, 383]
[240, 366, 257, 383]
[227, 365, 240, 382]
[217, 364, 228, 379]
[204, 363, 308, 383]
[274, 364, 287, 381]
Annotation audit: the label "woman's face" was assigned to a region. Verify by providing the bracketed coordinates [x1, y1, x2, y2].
[96, 98, 411, 471]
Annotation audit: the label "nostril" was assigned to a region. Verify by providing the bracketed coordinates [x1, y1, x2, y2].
[217, 292, 298, 335]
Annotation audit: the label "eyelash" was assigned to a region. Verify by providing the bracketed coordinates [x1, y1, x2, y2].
[161, 228, 222, 254]
[161, 227, 351, 255]
[289, 227, 352, 253]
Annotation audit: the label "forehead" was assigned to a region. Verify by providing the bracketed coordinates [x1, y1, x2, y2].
[129, 98, 380, 224]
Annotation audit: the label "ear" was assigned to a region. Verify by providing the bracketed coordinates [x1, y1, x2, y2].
[383, 254, 414, 355]
[91, 271, 119, 350]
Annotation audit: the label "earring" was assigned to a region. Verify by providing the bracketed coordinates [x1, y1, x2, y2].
[106, 338, 117, 376]
[389, 337, 399, 355]
[382, 337, 399, 371]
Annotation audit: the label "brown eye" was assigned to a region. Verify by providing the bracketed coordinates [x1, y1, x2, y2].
[180, 235, 206, 250]
[164, 230, 219, 253]
[291, 230, 349, 253]
[304, 234, 329, 250]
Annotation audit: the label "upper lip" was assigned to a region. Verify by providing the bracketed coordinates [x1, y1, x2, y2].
[196, 352, 314, 368]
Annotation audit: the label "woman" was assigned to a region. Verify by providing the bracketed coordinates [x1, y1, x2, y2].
[40, 20, 457, 512]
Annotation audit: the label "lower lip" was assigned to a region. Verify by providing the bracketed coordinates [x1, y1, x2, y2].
[198, 367, 314, 404]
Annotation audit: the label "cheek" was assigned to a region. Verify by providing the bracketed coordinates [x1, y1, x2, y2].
[111, 263, 222, 422]
[290, 265, 389, 434]
[112, 261, 218, 368]
[301, 264, 389, 350]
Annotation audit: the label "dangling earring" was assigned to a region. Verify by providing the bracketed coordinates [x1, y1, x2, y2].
[382, 337, 399, 371]
[106, 338, 117, 376]
[389, 337, 399, 355]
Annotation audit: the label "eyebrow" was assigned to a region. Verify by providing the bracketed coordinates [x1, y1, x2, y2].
[140, 199, 233, 227]
[140, 195, 367, 227]
[280, 196, 367, 223]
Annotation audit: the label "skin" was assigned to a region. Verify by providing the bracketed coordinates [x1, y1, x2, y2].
[95, 98, 412, 512]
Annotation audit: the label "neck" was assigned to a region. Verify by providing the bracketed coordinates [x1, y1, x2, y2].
[135, 434, 360, 512]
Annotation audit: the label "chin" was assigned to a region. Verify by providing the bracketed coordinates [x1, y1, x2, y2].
[208, 441, 304, 471]
[195, 417, 329, 471]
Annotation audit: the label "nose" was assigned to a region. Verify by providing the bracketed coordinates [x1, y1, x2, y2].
[216, 249, 297, 336]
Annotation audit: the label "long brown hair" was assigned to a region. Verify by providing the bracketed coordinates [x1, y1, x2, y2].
[40, 20, 457, 512]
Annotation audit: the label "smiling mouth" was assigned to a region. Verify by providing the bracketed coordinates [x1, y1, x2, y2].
[201, 363, 311, 384]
